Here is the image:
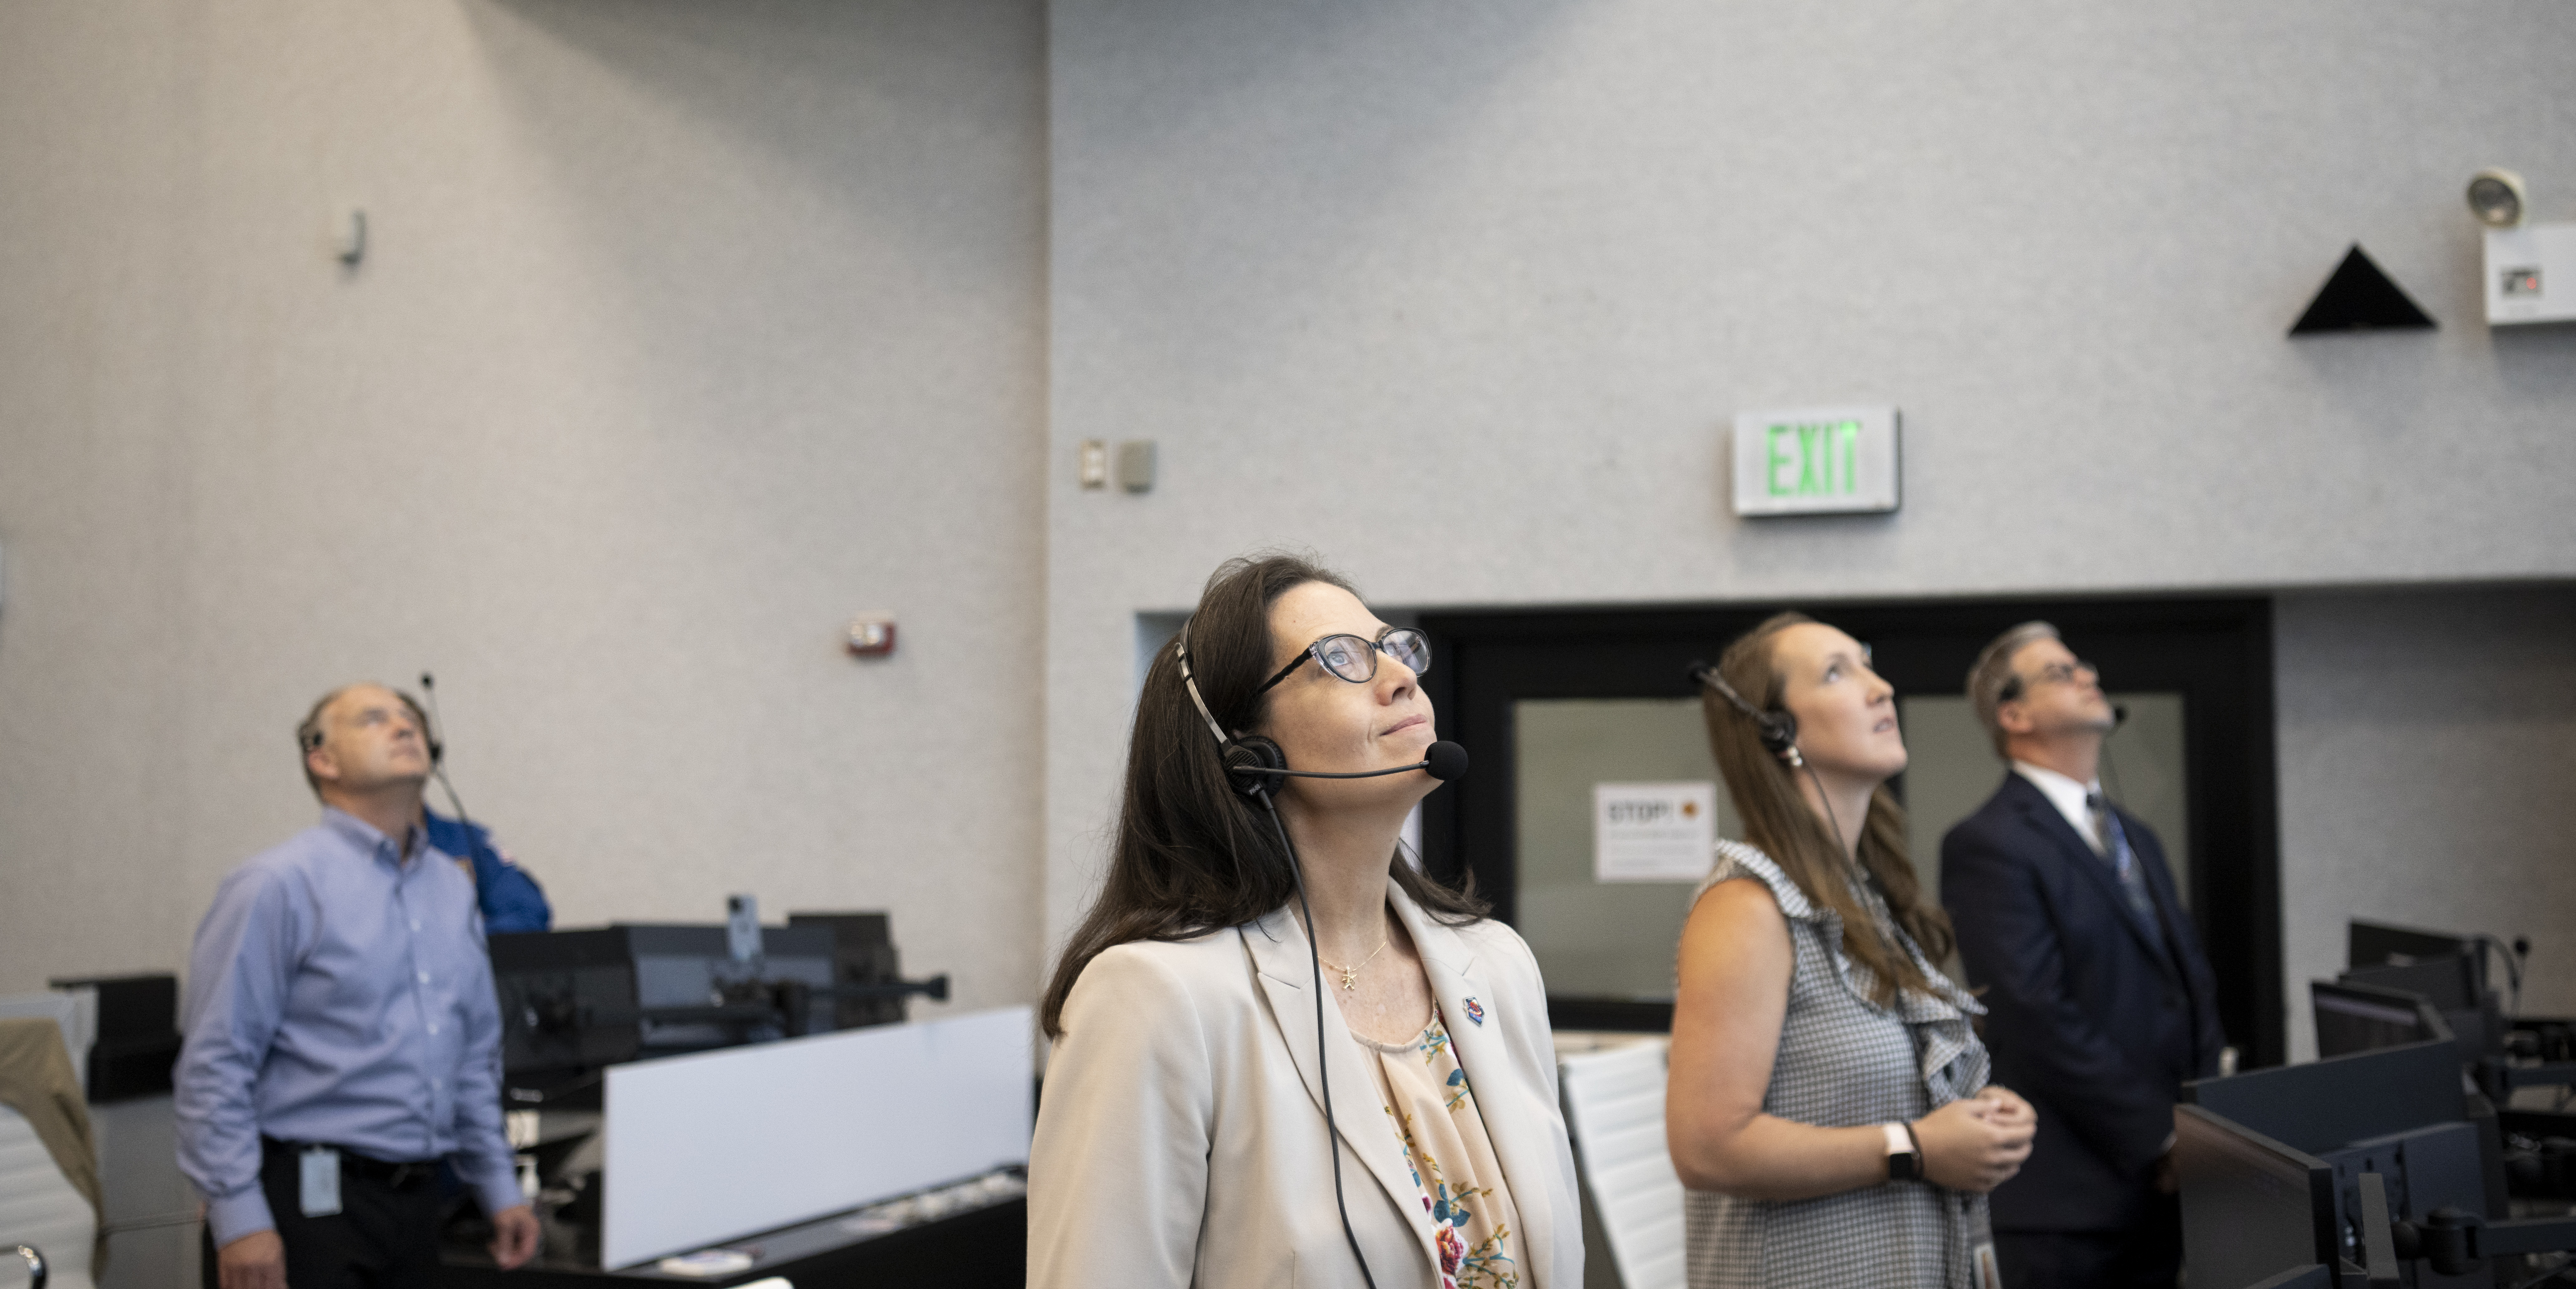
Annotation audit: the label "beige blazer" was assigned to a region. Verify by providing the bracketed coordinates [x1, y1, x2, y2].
[1028, 878, 1583, 1289]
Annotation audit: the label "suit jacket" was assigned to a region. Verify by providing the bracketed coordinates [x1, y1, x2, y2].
[1028, 879, 1583, 1289]
[1940, 773, 2225, 1234]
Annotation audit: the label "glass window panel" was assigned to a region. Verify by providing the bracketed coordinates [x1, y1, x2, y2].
[1513, 698, 1740, 1001]
[1518, 693, 2193, 1004]
[1897, 692, 2190, 908]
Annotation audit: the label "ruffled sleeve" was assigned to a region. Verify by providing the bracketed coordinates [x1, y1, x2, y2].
[1695, 841, 1990, 1107]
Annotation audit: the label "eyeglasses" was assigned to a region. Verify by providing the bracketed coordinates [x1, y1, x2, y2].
[2003, 659, 2100, 702]
[2031, 659, 2099, 686]
[1255, 627, 1433, 694]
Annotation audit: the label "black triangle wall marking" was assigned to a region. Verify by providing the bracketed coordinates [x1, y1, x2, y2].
[2290, 243, 2436, 335]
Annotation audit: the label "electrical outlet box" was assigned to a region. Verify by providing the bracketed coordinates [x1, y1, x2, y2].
[2485, 222, 2576, 326]
[1116, 440, 1156, 493]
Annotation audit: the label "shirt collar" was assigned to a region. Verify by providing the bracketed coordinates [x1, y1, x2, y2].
[2011, 760, 2103, 847]
[320, 806, 428, 867]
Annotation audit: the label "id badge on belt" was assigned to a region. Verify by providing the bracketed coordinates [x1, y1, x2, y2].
[299, 1145, 342, 1218]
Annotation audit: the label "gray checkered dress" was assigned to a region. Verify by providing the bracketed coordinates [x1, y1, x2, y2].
[1683, 841, 1996, 1289]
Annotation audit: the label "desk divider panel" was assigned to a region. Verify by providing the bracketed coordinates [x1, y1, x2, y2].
[603, 1006, 1032, 1269]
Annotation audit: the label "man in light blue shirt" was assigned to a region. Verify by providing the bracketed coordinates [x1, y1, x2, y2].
[177, 682, 540, 1289]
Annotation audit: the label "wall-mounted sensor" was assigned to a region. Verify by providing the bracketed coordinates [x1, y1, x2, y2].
[2471, 169, 2576, 326]
[2468, 169, 2527, 230]
[1116, 440, 1156, 493]
[1077, 440, 1109, 489]
[845, 615, 897, 656]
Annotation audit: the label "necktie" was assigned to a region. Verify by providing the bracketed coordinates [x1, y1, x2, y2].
[2087, 791, 2156, 921]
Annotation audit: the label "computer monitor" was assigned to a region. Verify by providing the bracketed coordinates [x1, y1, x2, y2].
[2176, 1104, 2338, 1289]
[2350, 920, 2487, 1000]
[2185, 1039, 2466, 1157]
[2315, 978, 2455, 1060]
[490, 922, 840, 1081]
[2343, 958, 2480, 1013]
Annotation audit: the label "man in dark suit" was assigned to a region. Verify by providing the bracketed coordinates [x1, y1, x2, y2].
[1941, 623, 2226, 1289]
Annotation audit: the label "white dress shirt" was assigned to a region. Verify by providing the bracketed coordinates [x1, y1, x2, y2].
[2010, 761, 2105, 855]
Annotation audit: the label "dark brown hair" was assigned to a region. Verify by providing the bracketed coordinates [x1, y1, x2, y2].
[1699, 611, 1951, 1007]
[1038, 552, 1486, 1038]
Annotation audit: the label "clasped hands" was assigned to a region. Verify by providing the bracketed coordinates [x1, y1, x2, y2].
[1911, 1085, 2037, 1193]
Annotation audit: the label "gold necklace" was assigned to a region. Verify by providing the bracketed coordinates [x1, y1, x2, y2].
[1316, 937, 1391, 992]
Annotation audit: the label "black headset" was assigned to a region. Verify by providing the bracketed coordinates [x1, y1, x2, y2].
[1176, 639, 1289, 804]
[1689, 658, 1888, 897]
[299, 682, 481, 865]
[1172, 624, 1381, 1289]
[396, 690, 445, 767]
[295, 688, 443, 765]
[1688, 659, 1802, 764]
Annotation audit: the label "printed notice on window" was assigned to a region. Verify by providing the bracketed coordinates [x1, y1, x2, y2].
[1593, 782, 1718, 883]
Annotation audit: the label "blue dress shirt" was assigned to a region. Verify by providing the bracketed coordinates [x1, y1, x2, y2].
[422, 810, 554, 934]
[175, 809, 520, 1245]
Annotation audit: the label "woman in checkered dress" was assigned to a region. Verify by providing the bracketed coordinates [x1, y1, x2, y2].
[1666, 614, 2037, 1289]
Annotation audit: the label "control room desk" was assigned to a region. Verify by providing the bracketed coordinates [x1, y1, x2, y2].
[441, 1191, 1024, 1289]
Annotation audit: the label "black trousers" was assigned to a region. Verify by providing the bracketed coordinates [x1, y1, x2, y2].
[1997, 1196, 2183, 1289]
[200, 1142, 443, 1289]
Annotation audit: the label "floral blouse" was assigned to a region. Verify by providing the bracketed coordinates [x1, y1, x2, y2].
[1356, 1008, 1524, 1289]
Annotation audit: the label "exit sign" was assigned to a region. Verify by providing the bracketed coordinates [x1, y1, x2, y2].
[1731, 405, 1901, 517]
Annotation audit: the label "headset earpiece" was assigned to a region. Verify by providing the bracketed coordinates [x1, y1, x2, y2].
[1689, 659, 1803, 762]
[1223, 736, 1286, 802]
[1762, 710, 1801, 761]
[1177, 626, 1277, 803]
[398, 691, 445, 767]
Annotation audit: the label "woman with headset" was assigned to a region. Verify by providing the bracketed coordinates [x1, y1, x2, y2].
[1666, 612, 2035, 1289]
[1028, 552, 1581, 1289]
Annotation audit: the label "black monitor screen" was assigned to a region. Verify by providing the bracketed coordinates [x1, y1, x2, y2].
[2314, 979, 2453, 1060]
[2343, 958, 2479, 1013]
[2183, 1040, 2462, 1157]
[2176, 1105, 2337, 1289]
[2349, 920, 2485, 998]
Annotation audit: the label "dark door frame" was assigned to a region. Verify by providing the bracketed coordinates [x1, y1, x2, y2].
[1412, 594, 2284, 1069]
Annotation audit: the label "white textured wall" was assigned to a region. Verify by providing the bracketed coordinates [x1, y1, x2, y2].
[4, 0, 2571, 1049]
[2277, 586, 2576, 1062]
[1044, 3, 2576, 959]
[0, 0, 1048, 1010]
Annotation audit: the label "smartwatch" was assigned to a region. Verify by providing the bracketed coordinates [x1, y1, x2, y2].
[1883, 1122, 1924, 1183]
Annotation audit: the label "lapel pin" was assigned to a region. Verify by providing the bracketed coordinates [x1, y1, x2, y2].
[1462, 998, 1486, 1026]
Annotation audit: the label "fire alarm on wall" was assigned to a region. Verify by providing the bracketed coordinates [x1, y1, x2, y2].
[845, 616, 896, 657]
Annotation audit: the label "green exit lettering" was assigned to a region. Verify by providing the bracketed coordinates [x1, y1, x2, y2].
[1766, 421, 1862, 497]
